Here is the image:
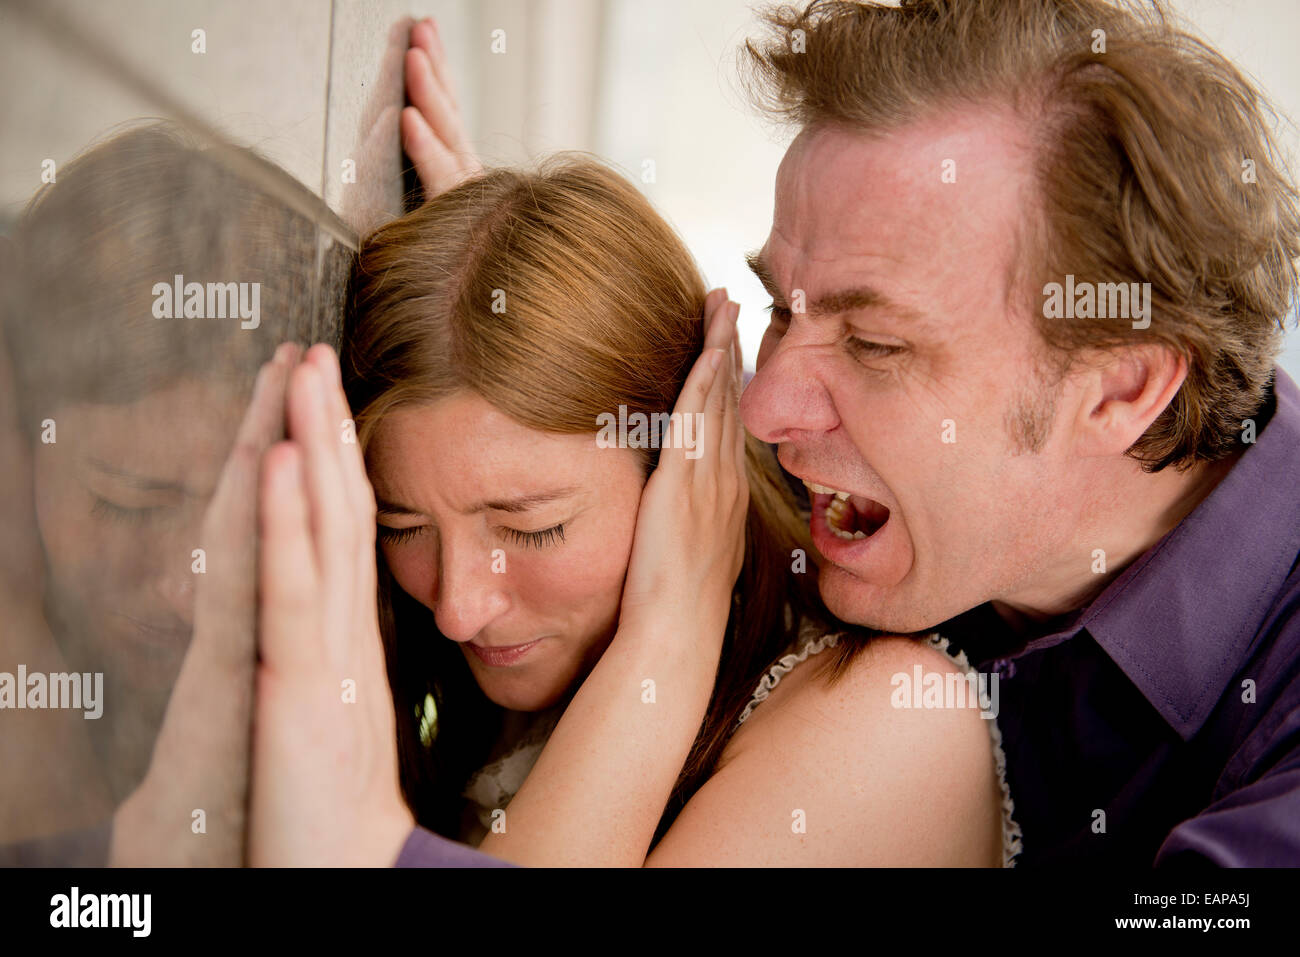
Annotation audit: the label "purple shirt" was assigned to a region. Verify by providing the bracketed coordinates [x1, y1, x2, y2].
[941, 366, 1300, 865]
[393, 825, 513, 868]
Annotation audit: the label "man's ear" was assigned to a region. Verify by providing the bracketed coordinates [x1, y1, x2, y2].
[1071, 343, 1187, 459]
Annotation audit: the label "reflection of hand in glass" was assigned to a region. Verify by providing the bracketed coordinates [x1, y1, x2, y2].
[110, 344, 298, 866]
[249, 345, 413, 866]
[403, 17, 481, 199]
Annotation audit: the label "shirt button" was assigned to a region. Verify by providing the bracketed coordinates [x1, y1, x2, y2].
[991, 657, 1017, 679]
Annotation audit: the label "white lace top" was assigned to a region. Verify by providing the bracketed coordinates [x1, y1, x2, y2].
[459, 623, 1023, 866]
[459, 705, 563, 847]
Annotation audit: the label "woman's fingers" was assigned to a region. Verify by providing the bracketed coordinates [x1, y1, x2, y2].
[731, 322, 746, 461]
[303, 344, 379, 612]
[401, 107, 478, 199]
[704, 287, 727, 329]
[216, 343, 298, 498]
[285, 356, 356, 601]
[198, 344, 295, 613]
[401, 107, 458, 198]
[404, 47, 465, 153]
[196, 344, 296, 643]
[700, 304, 739, 472]
[403, 21, 479, 198]
[303, 345, 371, 514]
[412, 17, 458, 111]
[704, 291, 734, 352]
[658, 294, 736, 471]
[660, 346, 726, 476]
[715, 307, 743, 468]
[258, 443, 320, 675]
[296, 345, 387, 692]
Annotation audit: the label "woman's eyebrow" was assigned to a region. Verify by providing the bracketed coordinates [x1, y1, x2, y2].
[375, 497, 422, 518]
[374, 486, 581, 518]
[467, 487, 582, 514]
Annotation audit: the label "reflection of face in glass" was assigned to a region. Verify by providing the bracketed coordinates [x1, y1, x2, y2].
[370, 393, 645, 713]
[33, 379, 243, 793]
[34, 379, 243, 692]
[3, 122, 329, 806]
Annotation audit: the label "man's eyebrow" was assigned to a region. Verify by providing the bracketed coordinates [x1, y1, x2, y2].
[745, 251, 930, 325]
[376, 486, 582, 518]
[746, 251, 783, 302]
[86, 458, 191, 494]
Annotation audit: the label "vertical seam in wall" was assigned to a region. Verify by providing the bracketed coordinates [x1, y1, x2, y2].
[312, 0, 340, 345]
[589, 0, 611, 156]
[524, 0, 535, 157]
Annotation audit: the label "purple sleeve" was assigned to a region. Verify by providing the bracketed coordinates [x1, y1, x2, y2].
[1156, 743, 1300, 866]
[393, 825, 517, 868]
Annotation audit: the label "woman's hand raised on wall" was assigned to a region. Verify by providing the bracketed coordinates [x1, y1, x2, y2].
[248, 344, 413, 867]
[110, 344, 299, 866]
[403, 17, 481, 200]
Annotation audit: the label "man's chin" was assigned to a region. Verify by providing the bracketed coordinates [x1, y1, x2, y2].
[817, 563, 935, 635]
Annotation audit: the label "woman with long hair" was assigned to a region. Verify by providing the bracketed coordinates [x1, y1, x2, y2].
[246, 152, 1016, 866]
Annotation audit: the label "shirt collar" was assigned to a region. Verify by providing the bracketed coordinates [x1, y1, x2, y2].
[1018, 366, 1300, 739]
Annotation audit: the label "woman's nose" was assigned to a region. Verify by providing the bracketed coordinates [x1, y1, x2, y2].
[433, 548, 510, 643]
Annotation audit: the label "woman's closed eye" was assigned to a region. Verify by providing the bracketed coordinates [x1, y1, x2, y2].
[377, 522, 568, 549]
[500, 523, 566, 549]
[377, 523, 427, 545]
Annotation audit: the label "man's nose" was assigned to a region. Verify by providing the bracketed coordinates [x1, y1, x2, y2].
[433, 546, 510, 643]
[740, 339, 840, 444]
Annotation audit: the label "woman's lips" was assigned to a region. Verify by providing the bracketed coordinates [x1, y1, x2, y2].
[467, 637, 546, 667]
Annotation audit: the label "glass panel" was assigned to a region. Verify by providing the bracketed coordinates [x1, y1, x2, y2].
[0, 1, 352, 865]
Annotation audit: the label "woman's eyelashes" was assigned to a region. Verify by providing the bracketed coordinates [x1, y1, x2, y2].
[501, 523, 567, 549]
[377, 522, 568, 549]
[377, 524, 425, 545]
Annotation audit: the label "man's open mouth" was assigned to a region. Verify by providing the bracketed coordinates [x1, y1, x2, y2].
[803, 480, 891, 540]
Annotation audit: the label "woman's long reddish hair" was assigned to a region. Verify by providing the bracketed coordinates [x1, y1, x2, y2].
[343, 156, 839, 847]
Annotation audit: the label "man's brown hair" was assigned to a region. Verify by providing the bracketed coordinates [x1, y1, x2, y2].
[743, 0, 1300, 470]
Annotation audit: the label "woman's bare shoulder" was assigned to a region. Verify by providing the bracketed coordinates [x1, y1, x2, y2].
[791, 634, 991, 739]
[730, 632, 990, 746]
[649, 632, 1004, 865]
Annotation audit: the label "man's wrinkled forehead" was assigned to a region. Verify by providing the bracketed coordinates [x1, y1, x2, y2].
[768, 110, 1038, 291]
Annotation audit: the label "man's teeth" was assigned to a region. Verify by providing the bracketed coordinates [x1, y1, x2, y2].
[804, 480, 871, 540]
[804, 480, 851, 501]
[826, 497, 867, 539]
